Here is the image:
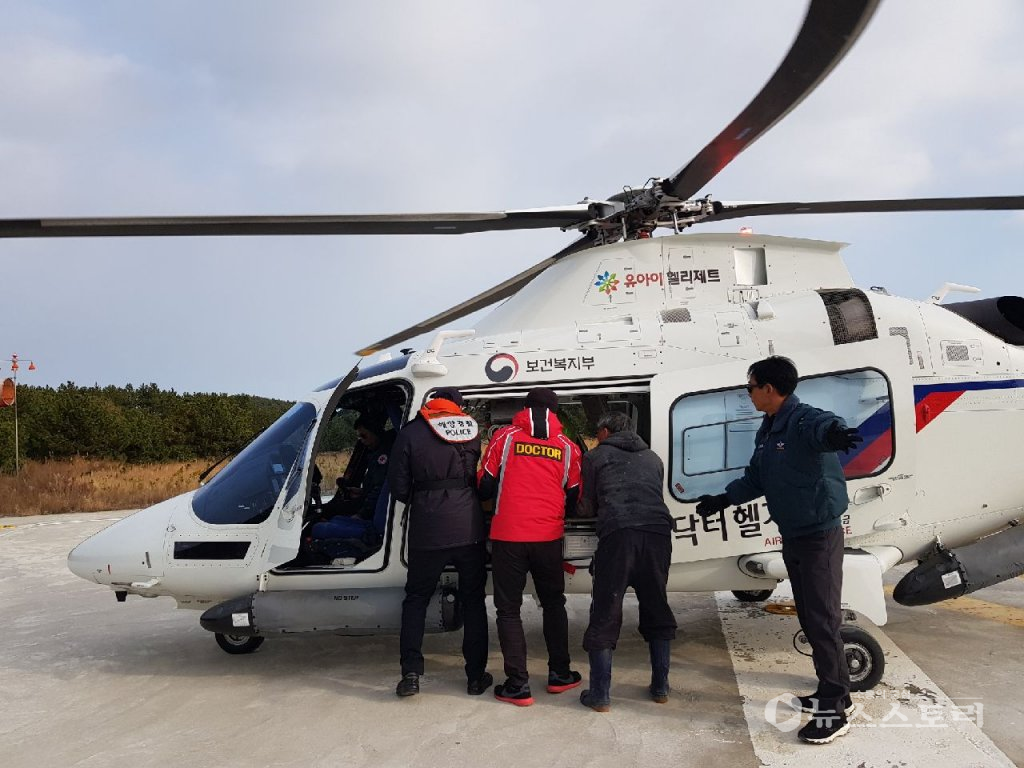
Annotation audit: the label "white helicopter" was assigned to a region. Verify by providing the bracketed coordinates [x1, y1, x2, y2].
[7, 0, 1024, 691]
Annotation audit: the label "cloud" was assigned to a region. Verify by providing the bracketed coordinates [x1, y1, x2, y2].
[2, 1, 1023, 397]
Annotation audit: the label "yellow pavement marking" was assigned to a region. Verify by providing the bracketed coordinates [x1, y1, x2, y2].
[928, 594, 1024, 628]
[764, 601, 797, 615]
[885, 584, 1024, 629]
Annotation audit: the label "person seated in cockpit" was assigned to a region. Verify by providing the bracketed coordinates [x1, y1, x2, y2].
[310, 464, 324, 510]
[316, 415, 394, 524]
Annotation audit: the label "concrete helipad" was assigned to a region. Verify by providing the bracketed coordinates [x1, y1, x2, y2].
[1, 513, 1021, 767]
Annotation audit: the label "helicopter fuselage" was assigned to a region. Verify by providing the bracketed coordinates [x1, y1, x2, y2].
[67, 233, 1024, 634]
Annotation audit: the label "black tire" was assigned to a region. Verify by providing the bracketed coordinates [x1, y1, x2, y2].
[840, 624, 885, 691]
[732, 588, 775, 602]
[215, 633, 265, 655]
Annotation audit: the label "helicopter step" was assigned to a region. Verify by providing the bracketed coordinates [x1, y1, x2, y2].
[199, 585, 462, 646]
[739, 545, 903, 626]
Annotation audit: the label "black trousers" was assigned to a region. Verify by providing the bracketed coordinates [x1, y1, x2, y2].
[782, 525, 850, 712]
[491, 539, 571, 688]
[400, 543, 489, 680]
[583, 528, 677, 651]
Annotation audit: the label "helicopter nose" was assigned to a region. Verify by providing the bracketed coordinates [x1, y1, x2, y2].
[68, 501, 171, 587]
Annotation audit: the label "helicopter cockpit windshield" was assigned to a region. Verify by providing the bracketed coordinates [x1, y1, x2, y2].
[192, 402, 317, 526]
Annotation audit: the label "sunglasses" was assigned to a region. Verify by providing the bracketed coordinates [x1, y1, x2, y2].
[745, 383, 763, 393]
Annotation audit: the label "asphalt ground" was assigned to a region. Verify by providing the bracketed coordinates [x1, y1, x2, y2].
[1, 513, 1020, 768]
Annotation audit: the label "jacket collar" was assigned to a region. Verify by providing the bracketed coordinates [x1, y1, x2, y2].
[766, 393, 801, 434]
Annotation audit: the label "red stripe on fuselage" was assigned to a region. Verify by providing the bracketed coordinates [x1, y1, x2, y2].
[843, 429, 893, 476]
[915, 390, 964, 432]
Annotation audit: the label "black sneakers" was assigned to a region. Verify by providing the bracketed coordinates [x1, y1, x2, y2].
[792, 693, 854, 716]
[467, 671, 494, 696]
[494, 681, 535, 707]
[492, 672, 576, 704]
[397, 671, 492, 697]
[546, 670, 582, 694]
[798, 711, 851, 744]
[396, 672, 420, 697]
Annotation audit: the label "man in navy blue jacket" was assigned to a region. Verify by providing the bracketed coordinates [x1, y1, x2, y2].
[697, 356, 861, 745]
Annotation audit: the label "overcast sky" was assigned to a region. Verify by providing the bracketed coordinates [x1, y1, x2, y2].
[2, 1, 1023, 399]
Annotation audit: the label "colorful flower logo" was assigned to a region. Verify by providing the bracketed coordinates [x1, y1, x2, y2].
[594, 270, 619, 295]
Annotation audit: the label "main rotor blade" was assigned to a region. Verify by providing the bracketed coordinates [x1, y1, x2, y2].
[0, 206, 595, 239]
[662, 0, 880, 201]
[355, 233, 599, 356]
[707, 195, 1024, 221]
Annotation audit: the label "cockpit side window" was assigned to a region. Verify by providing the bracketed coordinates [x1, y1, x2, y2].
[192, 402, 316, 525]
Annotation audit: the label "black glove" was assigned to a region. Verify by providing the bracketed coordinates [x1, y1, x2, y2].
[696, 493, 730, 518]
[824, 421, 863, 453]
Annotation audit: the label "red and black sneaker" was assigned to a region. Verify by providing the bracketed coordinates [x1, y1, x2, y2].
[494, 681, 534, 707]
[546, 670, 582, 694]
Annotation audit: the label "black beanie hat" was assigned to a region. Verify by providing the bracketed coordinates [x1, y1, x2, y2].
[430, 387, 465, 407]
[354, 413, 386, 435]
[525, 387, 558, 411]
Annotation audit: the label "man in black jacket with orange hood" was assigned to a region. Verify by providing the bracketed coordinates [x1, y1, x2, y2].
[388, 387, 491, 698]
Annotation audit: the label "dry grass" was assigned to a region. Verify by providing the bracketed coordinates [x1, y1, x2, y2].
[315, 452, 349, 485]
[0, 458, 211, 516]
[0, 452, 356, 517]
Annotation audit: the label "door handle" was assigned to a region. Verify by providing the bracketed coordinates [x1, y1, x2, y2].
[853, 484, 891, 505]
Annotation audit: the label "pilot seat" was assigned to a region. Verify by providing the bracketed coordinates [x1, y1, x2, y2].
[305, 478, 390, 564]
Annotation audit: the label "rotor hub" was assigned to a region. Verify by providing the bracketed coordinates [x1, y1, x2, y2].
[573, 182, 724, 244]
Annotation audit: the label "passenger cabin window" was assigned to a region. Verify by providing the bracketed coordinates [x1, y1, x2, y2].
[669, 369, 893, 502]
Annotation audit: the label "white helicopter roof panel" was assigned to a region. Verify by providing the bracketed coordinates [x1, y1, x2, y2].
[471, 233, 853, 340]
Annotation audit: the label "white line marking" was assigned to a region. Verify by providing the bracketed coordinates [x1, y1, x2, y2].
[716, 586, 1015, 766]
[0, 516, 124, 538]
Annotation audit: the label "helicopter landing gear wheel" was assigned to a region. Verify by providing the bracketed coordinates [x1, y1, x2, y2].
[841, 625, 884, 691]
[215, 633, 265, 655]
[792, 624, 885, 691]
[732, 588, 775, 602]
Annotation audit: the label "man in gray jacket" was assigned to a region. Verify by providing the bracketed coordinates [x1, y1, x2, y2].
[577, 411, 676, 712]
[697, 356, 862, 745]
